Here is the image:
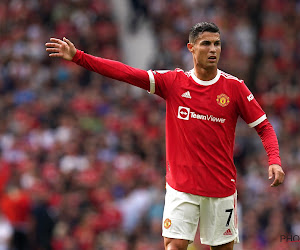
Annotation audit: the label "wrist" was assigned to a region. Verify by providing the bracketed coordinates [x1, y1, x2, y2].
[71, 49, 81, 63]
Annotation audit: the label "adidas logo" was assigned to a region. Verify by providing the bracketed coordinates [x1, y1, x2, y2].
[223, 229, 232, 236]
[181, 91, 192, 99]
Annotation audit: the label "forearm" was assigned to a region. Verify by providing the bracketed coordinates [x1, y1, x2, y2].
[72, 49, 150, 91]
[255, 119, 281, 166]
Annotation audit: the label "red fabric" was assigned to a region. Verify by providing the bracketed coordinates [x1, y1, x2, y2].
[72, 51, 270, 198]
[72, 50, 150, 92]
[0, 160, 11, 194]
[156, 69, 265, 197]
[255, 119, 281, 166]
[94, 204, 122, 231]
[0, 189, 31, 225]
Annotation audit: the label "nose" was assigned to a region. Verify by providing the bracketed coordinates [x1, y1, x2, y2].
[209, 44, 217, 53]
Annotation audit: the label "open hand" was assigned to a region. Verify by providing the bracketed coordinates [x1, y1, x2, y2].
[45, 37, 76, 61]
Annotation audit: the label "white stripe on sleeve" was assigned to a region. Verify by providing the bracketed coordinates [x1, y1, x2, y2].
[147, 70, 155, 94]
[248, 114, 267, 128]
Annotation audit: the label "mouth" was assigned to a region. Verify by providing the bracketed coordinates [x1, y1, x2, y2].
[208, 56, 217, 61]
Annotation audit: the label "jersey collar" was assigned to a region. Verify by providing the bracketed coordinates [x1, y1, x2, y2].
[191, 69, 221, 86]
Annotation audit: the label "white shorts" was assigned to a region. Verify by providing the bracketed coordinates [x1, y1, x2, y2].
[162, 184, 239, 246]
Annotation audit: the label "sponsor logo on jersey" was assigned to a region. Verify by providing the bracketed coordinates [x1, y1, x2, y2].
[247, 93, 254, 102]
[216, 93, 230, 107]
[223, 228, 233, 235]
[177, 106, 226, 123]
[164, 218, 172, 229]
[181, 91, 192, 99]
[178, 106, 190, 120]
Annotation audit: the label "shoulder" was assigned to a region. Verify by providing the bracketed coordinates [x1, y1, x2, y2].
[152, 68, 186, 75]
[219, 70, 244, 84]
[152, 68, 191, 81]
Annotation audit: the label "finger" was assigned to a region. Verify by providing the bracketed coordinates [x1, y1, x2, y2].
[63, 37, 72, 46]
[48, 52, 63, 58]
[50, 38, 65, 45]
[271, 179, 281, 187]
[278, 171, 285, 184]
[271, 171, 283, 187]
[272, 170, 280, 186]
[280, 172, 285, 183]
[45, 42, 61, 48]
[271, 179, 278, 187]
[46, 48, 61, 53]
[268, 167, 273, 180]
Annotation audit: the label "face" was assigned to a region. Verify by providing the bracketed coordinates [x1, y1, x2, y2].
[187, 31, 221, 70]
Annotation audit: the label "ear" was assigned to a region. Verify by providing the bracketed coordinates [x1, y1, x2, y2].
[187, 43, 194, 53]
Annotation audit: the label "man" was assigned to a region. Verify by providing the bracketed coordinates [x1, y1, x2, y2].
[46, 22, 285, 250]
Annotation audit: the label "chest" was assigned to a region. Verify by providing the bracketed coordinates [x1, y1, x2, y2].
[168, 79, 237, 120]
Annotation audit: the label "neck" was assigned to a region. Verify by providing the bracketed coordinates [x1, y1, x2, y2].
[194, 67, 218, 81]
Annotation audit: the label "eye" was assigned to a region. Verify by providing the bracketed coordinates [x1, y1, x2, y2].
[201, 41, 211, 46]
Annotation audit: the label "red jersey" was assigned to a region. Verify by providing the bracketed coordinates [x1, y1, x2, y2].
[148, 68, 266, 197]
[72, 51, 277, 198]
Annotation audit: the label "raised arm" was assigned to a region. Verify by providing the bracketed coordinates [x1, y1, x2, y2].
[45, 38, 152, 92]
[45, 37, 76, 61]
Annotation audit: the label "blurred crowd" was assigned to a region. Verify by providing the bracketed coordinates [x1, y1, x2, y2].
[0, 0, 299, 249]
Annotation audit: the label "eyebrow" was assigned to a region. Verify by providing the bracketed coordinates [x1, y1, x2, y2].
[199, 39, 221, 44]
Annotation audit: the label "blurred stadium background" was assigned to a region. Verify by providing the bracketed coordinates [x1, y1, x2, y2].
[0, 0, 299, 249]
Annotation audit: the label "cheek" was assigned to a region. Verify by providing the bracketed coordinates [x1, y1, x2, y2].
[197, 50, 207, 59]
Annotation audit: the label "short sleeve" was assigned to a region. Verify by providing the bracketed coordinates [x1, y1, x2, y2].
[236, 81, 266, 127]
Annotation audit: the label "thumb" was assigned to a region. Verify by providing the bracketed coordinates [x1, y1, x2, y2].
[268, 166, 273, 180]
[63, 37, 72, 46]
[63, 37, 76, 59]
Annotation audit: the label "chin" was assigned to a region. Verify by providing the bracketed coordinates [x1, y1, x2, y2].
[204, 64, 218, 70]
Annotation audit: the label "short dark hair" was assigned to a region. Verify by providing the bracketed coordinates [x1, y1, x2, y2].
[189, 22, 220, 43]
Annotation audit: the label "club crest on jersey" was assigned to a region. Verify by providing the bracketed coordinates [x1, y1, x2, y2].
[164, 218, 171, 229]
[216, 94, 230, 107]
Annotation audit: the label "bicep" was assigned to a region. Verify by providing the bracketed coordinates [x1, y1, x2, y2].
[236, 82, 266, 127]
